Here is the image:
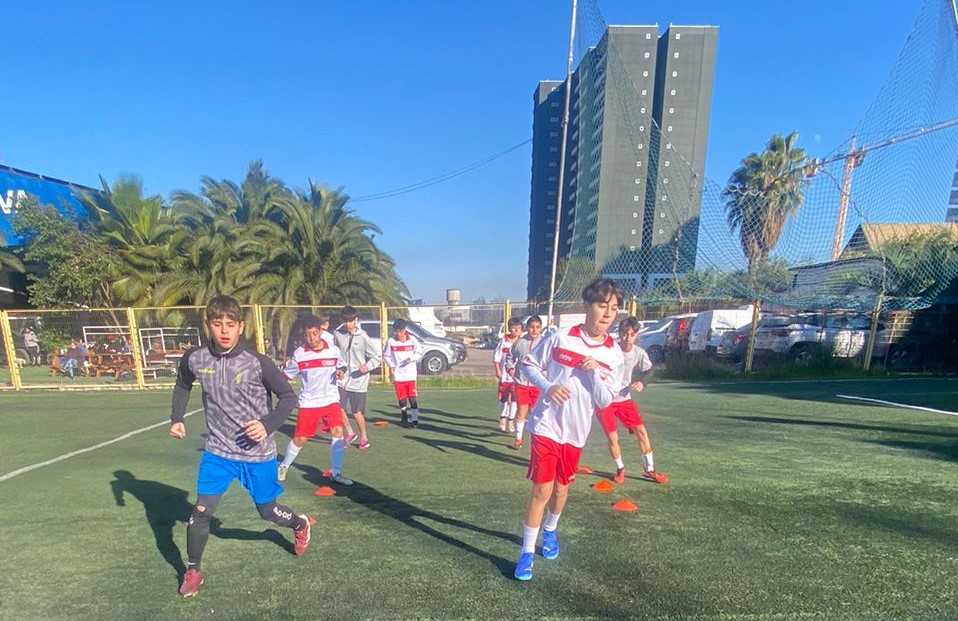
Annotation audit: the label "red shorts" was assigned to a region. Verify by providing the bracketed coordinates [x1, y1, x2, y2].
[497, 381, 516, 401]
[515, 384, 541, 408]
[394, 380, 417, 401]
[597, 400, 644, 435]
[294, 403, 343, 438]
[526, 434, 583, 486]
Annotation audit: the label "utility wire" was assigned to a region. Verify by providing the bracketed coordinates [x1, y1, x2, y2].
[350, 139, 532, 203]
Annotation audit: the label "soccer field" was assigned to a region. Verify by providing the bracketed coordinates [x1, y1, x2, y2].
[1, 379, 956, 621]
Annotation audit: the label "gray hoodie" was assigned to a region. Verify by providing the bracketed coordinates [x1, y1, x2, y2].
[333, 326, 382, 392]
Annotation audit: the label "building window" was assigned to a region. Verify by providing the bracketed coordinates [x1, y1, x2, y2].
[551, 101, 560, 107]
[663, 178, 669, 184]
[549, 146, 558, 152]
[669, 107, 675, 114]
[549, 162, 557, 167]
[633, 196, 640, 201]
[643, 70, 649, 77]
[548, 190, 556, 195]
[639, 125, 645, 132]
[658, 228, 664, 234]
[667, 125, 673, 132]
[549, 131, 559, 137]
[630, 245, 636, 251]
[637, 143, 643, 149]
[641, 89, 647, 96]
[664, 160, 670, 167]
[640, 107, 646, 114]
[631, 229, 637, 235]
[674, 52, 680, 58]
[660, 212, 666, 218]
[636, 161, 642, 167]
[633, 212, 638, 218]
[548, 176, 557, 181]
[644, 52, 650, 58]
[635, 178, 641, 184]
[671, 71, 677, 77]
[665, 142, 672, 149]
[550, 117, 559, 122]
[646, 33, 652, 39]
[670, 89, 676, 96]
[675, 33, 681, 39]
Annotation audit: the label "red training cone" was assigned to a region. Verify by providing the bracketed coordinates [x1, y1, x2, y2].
[373, 421, 389, 427]
[613, 499, 639, 512]
[315, 486, 336, 497]
[592, 480, 615, 493]
[576, 466, 593, 474]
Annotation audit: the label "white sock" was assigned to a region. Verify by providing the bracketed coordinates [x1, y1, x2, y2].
[543, 510, 561, 532]
[643, 451, 654, 472]
[330, 437, 345, 475]
[280, 442, 302, 468]
[614, 456, 625, 469]
[508, 402, 518, 420]
[522, 524, 540, 554]
[411, 408, 419, 422]
[515, 420, 525, 440]
[500, 402, 510, 418]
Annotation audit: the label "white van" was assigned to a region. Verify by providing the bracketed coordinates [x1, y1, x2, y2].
[406, 307, 447, 338]
[687, 307, 755, 355]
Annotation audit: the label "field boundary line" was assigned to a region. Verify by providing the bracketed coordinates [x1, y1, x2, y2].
[0, 407, 203, 483]
[836, 394, 958, 416]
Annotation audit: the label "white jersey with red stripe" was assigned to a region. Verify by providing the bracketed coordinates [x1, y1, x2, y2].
[383, 335, 424, 383]
[614, 345, 653, 403]
[494, 336, 519, 384]
[283, 343, 345, 408]
[521, 324, 624, 448]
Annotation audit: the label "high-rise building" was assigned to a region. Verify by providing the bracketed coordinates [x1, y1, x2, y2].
[948, 156, 958, 223]
[527, 24, 718, 300]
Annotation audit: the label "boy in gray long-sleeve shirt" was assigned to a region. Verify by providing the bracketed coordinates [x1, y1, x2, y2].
[333, 305, 382, 450]
[169, 296, 311, 598]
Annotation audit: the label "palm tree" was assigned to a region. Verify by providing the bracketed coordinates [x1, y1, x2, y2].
[81, 176, 184, 305]
[723, 132, 812, 274]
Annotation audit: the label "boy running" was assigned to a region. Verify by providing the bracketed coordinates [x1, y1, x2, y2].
[514, 279, 624, 581]
[599, 316, 669, 485]
[494, 317, 523, 432]
[511, 315, 544, 449]
[169, 296, 311, 598]
[278, 314, 354, 485]
[383, 318, 425, 427]
[333, 306, 382, 450]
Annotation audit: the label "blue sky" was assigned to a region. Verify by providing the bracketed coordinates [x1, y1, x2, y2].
[0, 1, 923, 302]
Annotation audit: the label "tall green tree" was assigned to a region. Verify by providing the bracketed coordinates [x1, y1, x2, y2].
[723, 132, 812, 274]
[0, 230, 25, 274]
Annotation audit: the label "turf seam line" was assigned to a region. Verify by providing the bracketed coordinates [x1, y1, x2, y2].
[0, 407, 203, 483]
[836, 394, 958, 416]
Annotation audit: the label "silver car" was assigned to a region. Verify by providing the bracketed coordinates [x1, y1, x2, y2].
[752, 313, 893, 364]
[359, 320, 467, 375]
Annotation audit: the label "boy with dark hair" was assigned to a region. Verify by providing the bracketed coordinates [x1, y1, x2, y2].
[513, 279, 624, 581]
[598, 316, 669, 485]
[383, 318, 425, 427]
[278, 314, 353, 485]
[333, 305, 382, 450]
[511, 315, 544, 449]
[170, 295, 311, 598]
[494, 317, 523, 432]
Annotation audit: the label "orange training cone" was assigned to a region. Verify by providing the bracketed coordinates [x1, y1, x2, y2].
[307, 515, 317, 524]
[613, 499, 639, 512]
[592, 480, 615, 493]
[576, 466, 593, 474]
[315, 486, 336, 497]
[373, 421, 389, 427]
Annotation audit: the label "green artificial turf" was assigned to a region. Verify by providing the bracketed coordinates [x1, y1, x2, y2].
[1, 379, 956, 620]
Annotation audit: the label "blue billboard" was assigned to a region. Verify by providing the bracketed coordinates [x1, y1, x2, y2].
[0, 165, 99, 245]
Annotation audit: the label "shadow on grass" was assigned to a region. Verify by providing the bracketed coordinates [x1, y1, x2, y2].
[110, 470, 294, 581]
[297, 464, 518, 577]
[405, 435, 528, 469]
[727, 415, 958, 462]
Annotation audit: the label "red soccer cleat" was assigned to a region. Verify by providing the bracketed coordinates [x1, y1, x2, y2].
[179, 568, 204, 597]
[613, 468, 626, 484]
[642, 470, 669, 484]
[294, 514, 311, 556]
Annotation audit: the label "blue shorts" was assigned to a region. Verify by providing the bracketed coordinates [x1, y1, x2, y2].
[196, 452, 283, 505]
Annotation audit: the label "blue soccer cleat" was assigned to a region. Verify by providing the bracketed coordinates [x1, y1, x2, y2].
[542, 529, 560, 560]
[514, 552, 534, 581]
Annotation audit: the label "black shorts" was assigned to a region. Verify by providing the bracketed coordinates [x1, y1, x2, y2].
[339, 388, 367, 414]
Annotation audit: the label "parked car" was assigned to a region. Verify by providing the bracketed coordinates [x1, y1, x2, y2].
[636, 314, 697, 363]
[715, 315, 790, 363]
[687, 307, 754, 355]
[358, 320, 467, 375]
[751, 312, 894, 364]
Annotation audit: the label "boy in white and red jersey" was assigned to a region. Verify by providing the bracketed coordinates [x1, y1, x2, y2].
[277, 314, 353, 485]
[598, 316, 669, 485]
[510, 315, 544, 450]
[493, 317, 523, 432]
[513, 279, 624, 581]
[383, 318, 424, 427]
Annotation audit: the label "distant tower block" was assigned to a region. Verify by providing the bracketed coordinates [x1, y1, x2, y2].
[446, 289, 461, 306]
